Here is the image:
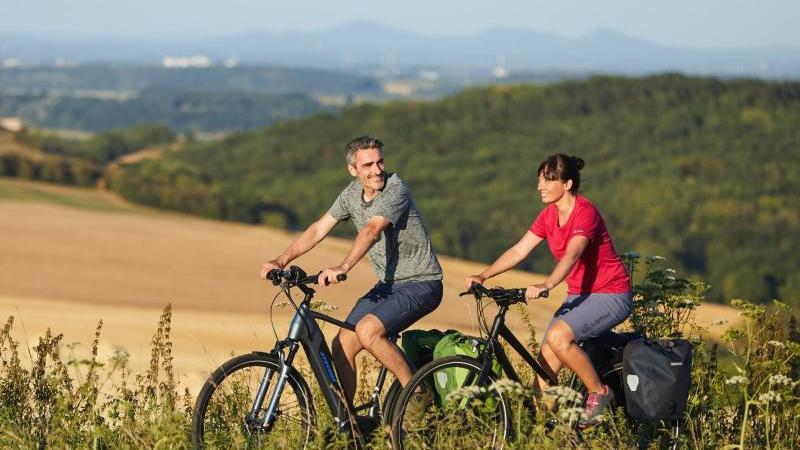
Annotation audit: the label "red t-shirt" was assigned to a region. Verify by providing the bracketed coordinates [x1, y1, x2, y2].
[530, 195, 630, 295]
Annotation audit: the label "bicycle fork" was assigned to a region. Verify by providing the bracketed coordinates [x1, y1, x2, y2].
[247, 341, 300, 430]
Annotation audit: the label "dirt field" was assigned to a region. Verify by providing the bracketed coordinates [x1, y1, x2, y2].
[0, 178, 739, 393]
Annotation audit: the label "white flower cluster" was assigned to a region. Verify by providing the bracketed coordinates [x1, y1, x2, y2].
[759, 391, 782, 404]
[445, 385, 487, 404]
[487, 378, 530, 396]
[725, 375, 749, 386]
[558, 406, 588, 422]
[768, 374, 795, 387]
[767, 340, 786, 349]
[543, 385, 583, 406]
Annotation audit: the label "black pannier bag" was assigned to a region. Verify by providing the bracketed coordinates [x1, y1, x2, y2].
[622, 338, 692, 420]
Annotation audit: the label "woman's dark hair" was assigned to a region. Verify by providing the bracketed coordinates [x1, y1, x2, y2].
[537, 154, 585, 193]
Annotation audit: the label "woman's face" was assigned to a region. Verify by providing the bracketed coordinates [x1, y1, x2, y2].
[537, 173, 572, 204]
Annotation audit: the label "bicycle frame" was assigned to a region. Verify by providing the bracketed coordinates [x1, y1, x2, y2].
[476, 301, 559, 387]
[249, 283, 392, 432]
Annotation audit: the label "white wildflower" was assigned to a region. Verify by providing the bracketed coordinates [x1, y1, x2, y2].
[543, 385, 583, 406]
[768, 374, 793, 387]
[767, 340, 786, 349]
[559, 406, 588, 422]
[487, 378, 529, 396]
[445, 385, 487, 403]
[758, 391, 782, 404]
[725, 376, 748, 386]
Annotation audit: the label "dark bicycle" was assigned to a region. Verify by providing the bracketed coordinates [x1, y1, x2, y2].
[390, 282, 679, 450]
[191, 265, 403, 449]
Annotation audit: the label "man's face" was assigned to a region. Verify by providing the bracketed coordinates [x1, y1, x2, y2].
[348, 147, 385, 191]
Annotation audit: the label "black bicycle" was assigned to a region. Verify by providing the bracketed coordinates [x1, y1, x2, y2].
[191, 266, 402, 449]
[390, 283, 679, 449]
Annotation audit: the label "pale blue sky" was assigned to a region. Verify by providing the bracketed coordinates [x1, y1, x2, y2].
[0, 0, 797, 49]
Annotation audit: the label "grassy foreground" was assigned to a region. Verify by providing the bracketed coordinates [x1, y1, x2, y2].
[1, 255, 798, 449]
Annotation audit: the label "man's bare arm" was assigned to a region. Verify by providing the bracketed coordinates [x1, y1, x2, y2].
[259, 213, 339, 278]
[318, 215, 391, 285]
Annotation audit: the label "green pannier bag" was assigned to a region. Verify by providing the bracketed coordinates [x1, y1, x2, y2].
[401, 329, 445, 370]
[431, 331, 502, 406]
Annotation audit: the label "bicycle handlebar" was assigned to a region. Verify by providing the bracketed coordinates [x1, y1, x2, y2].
[459, 282, 548, 304]
[266, 266, 347, 286]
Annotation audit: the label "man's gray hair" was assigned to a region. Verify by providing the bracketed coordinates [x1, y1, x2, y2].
[345, 136, 383, 166]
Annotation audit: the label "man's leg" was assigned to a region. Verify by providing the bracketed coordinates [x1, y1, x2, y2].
[332, 328, 364, 404]
[355, 314, 414, 386]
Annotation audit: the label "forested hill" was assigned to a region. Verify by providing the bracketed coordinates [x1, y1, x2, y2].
[110, 74, 800, 305]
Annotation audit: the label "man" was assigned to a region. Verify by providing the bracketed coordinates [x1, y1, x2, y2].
[259, 136, 443, 406]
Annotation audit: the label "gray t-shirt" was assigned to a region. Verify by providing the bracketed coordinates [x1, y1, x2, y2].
[328, 173, 443, 283]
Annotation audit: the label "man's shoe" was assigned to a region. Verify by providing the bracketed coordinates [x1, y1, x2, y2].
[403, 388, 434, 427]
[578, 385, 614, 428]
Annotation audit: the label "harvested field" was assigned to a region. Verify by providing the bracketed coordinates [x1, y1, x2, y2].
[0, 178, 739, 394]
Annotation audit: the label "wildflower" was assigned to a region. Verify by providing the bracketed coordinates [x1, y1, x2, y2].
[768, 374, 793, 387]
[766, 340, 786, 349]
[445, 385, 487, 403]
[543, 385, 583, 406]
[559, 406, 587, 422]
[758, 391, 782, 404]
[725, 376, 748, 386]
[487, 378, 529, 396]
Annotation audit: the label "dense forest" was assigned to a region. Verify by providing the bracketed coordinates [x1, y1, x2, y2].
[5, 74, 799, 305]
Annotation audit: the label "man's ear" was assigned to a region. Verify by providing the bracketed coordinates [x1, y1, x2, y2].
[347, 164, 358, 177]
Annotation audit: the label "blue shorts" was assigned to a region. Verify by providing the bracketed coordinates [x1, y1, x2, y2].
[345, 279, 443, 336]
[545, 291, 633, 343]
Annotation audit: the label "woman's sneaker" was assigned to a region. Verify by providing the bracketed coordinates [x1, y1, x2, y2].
[579, 384, 614, 428]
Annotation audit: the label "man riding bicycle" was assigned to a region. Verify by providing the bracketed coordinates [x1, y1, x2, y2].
[260, 136, 443, 409]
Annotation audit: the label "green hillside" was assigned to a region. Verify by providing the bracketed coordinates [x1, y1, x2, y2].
[104, 74, 800, 304]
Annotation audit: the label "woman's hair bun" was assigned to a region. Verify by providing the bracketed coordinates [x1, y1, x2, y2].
[571, 156, 585, 170]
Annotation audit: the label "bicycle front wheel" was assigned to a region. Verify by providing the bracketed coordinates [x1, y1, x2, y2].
[391, 355, 512, 450]
[191, 352, 315, 449]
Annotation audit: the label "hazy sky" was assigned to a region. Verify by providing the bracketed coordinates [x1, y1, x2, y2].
[0, 0, 797, 49]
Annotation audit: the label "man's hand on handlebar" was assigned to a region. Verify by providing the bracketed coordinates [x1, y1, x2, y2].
[260, 259, 284, 279]
[525, 284, 550, 300]
[464, 275, 486, 291]
[318, 266, 348, 287]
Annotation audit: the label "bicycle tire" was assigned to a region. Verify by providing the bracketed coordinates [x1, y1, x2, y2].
[192, 352, 315, 450]
[391, 355, 512, 450]
[382, 379, 402, 426]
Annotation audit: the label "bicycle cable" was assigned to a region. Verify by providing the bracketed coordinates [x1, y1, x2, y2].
[268, 289, 284, 343]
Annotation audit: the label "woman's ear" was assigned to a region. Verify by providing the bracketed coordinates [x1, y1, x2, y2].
[564, 179, 574, 192]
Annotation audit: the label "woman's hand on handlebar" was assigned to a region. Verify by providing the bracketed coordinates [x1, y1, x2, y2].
[464, 274, 486, 291]
[319, 266, 348, 287]
[525, 284, 550, 300]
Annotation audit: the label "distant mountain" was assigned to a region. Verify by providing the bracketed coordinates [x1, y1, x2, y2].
[2, 22, 798, 78]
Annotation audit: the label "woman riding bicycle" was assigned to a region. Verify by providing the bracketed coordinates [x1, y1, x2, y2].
[465, 154, 632, 427]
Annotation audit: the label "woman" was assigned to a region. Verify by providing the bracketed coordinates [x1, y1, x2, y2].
[464, 154, 632, 427]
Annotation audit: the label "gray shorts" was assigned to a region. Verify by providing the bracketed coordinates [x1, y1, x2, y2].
[545, 291, 633, 343]
[345, 279, 443, 336]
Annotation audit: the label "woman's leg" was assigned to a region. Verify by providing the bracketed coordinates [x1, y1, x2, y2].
[545, 319, 604, 393]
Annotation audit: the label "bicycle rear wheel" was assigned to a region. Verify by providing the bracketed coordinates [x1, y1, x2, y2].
[391, 355, 511, 450]
[192, 352, 315, 449]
